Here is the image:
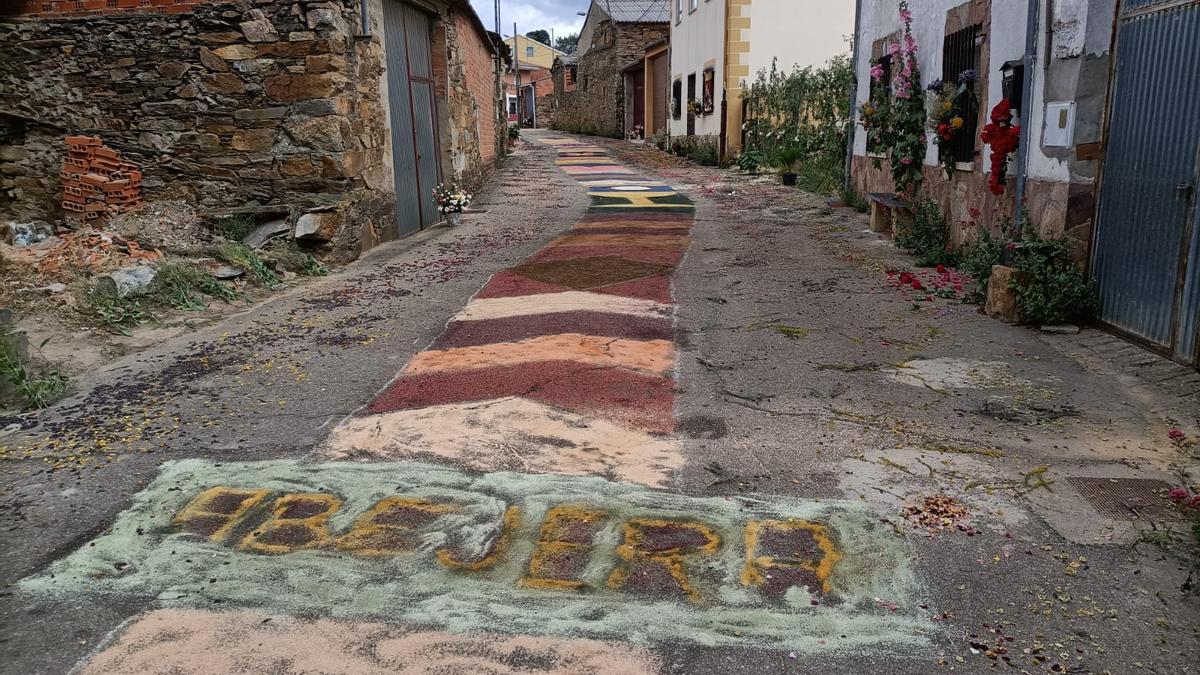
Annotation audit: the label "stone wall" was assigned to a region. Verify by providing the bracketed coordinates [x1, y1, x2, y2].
[1, 0, 503, 259]
[550, 19, 668, 138]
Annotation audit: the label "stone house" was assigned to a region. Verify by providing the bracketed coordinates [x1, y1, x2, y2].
[851, 0, 1200, 367]
[0, 0, 506, 260]
[550, 0, 670, 138]
[669, 0, 852, 158]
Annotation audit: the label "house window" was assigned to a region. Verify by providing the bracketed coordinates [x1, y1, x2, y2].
[941, 25, 981, 164]
[672, 79, 682, 120]
[702, 67, 715, 113]
[507, 96, 518, 115]
[526, 45, 535, 57]
[690, 0, 698, 10]
[676, 0, 683, 22]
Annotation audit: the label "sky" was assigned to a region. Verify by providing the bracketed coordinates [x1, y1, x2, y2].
[468, 0, 588, 43]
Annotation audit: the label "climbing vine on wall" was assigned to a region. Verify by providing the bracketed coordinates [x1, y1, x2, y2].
[858, 1, 926, 196]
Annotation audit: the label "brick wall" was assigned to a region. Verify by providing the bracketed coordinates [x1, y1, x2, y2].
[454, 8, 501, 168]
[12, 0, 208, 19]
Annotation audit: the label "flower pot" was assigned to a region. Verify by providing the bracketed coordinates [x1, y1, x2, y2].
[445, 211, 462, 227]
[781, 172, 798, 186]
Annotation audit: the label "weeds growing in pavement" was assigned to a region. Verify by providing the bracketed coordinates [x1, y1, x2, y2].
[0, 327, 69, 409]
[149, 261, 247, 310]
[895, 199, 959, 268]
[1009, 235, 1095, 324]
[214, 214, 257, 242]
[219, 243, 280, 289]
[840, 187, 871, 213]
[958, 228, 1003, 303]
[79, 284, 152, 336]
[266, 240, 328, 277]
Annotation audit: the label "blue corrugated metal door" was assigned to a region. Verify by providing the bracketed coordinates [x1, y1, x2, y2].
[1093, 0, 1200, 366]
[383, 1, 442, 236]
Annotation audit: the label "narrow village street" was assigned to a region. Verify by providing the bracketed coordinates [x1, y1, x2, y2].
[2, 131, 1198, 674]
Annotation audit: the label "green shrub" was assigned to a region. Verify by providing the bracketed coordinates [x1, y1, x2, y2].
[795, 154, 845, 194]
[214, 215, 256, 242]
[688, 137, 719, 166]
[0, 327, 68, 409]
[958, 228, 1003, 303]
[78, 285, 151, 336]
[267, 240, 329, 277]
[219, 243, 280, 289]
[840, 186, 870, 213]
[736, 148, 766, 173]
[149, 261, 247, 310]
[895, 199, 958, 267]
[1010, 236, 1095, 324]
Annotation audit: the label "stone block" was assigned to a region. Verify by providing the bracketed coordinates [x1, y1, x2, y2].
[240, 19, 280, 43]
[985, 265, 1025, 324]
[265, 73, 341, 102]
[320, 150, 364, 178]
[212, 44, 258, 60]
[231, 128, 276, 152]
[158, 62, 191, 79]
[868, 201, 891, 233]
[0, 145, 29, 162]
[232, 59, 277, 77]
[198, 46, 231, 73]
[294, 210, 341, 240]
[199, 32, 246, 45]
[234, 107, 287, 121]
[201, 72, 246, 94]
[285, 115, 347, 152]
[278, 157, 315, 176]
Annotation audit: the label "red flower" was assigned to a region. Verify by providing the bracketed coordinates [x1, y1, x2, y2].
[1168, 428, 1186, 441]
[899, 272, 914, 284]
[936, 264, 946, 274]
[911, 279, 923, 290]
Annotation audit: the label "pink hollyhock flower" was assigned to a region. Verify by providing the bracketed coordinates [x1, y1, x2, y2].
[870, 64, 885, 82]
[889, 42, 901, 56]
[899, 8, 913, 23]
[1168, 428, 1186, 441]
[1169, 487, 1189, 502]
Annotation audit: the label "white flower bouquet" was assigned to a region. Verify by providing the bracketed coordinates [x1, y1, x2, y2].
[433, 184, 472, 214]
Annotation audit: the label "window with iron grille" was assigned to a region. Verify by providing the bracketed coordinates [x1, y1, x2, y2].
[941, 25, 981, 164]
[866, 54, 892, 154]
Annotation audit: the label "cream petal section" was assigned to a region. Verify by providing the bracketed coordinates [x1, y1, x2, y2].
[405, 334, 675, 376]
[320, 398, 683, 487]
[452, 291, 672, 322]
[80, 609, 659, 675]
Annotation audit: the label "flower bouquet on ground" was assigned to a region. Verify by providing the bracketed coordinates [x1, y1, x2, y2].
[433, 184, 471, 225]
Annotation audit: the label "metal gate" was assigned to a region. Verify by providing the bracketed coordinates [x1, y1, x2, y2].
[383, 0, 441, 236]
[1093, 0, 1200, 366]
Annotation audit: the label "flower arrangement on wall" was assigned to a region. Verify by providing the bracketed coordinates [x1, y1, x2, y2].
[927, 69, 977, 178]
[980, 99, 1021, 195]
[858, 1, 926, 196]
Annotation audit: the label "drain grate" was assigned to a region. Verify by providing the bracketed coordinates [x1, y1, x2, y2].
[1066, 477, 1179, 520]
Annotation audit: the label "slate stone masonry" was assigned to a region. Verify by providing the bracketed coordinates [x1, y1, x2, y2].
[0, 0, 504, 259]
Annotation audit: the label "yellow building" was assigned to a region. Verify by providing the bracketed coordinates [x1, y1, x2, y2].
[503, 35, 566, 70]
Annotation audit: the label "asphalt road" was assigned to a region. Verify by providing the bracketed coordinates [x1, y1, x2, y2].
[1, 131, 1198, 674]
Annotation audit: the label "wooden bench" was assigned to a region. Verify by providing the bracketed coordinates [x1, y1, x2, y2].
[867, 192, 912, 234]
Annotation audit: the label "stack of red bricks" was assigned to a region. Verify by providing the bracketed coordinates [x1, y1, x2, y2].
[61, 135, 143, 226]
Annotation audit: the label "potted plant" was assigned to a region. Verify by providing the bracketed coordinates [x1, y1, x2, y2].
[507, 124, 520, 148]
[686, 100, 703, 117]
[433, 184, 471, 226]
[774, 145, 802, 186]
